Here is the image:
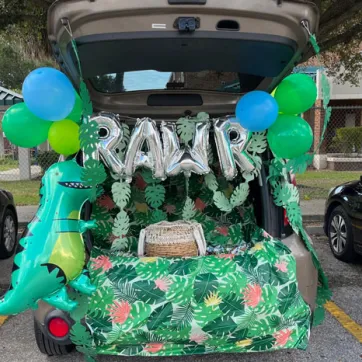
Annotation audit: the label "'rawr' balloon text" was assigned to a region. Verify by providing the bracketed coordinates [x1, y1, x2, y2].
[91, 113, 255, 182]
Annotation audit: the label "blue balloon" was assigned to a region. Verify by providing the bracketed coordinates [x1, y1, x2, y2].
[22, 68, 76, 121]
[235, 91, 279, 132]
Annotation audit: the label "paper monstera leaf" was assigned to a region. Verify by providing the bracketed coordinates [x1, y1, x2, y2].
[79, 121, 99, 155]
[230, 183, 249, 208]
[112, 181, 131, 209]
[145, 185, 166, 209]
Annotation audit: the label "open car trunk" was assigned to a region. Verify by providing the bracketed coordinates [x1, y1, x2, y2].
[35, 0, 320, 357]
[47, 0, 319, 117]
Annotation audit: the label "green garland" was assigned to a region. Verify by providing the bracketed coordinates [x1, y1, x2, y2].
[70, 39, 107, 201]
[269, 33, 332, 326]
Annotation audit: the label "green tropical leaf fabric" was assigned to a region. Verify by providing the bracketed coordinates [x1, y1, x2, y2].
[86, 228, 311, 357]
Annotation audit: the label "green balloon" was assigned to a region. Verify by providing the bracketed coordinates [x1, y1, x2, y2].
[274, 74, 317, 115]
[2, 103, 53, 148]
[65, 92, 83, 124]
[267, 114, 313, 159]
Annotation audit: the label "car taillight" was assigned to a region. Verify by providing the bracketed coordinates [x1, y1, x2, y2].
[283, 209, 290, 227]
[290, 173, 297, 186]
[48, 317, 70, 338]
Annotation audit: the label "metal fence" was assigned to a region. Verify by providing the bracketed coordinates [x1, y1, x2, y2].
[297, 105, 362, 201]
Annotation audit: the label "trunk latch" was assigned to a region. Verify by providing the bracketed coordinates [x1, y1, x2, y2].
[174, 17, 200, 33]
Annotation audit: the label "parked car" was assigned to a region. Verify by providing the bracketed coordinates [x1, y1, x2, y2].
[0, 190, 18, 259]
[34, 0, 320, 356]
[324, 177, 362, 262]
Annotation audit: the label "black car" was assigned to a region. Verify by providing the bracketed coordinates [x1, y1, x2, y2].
[0, 190, 18, 259]
[324, 177, 362, 262]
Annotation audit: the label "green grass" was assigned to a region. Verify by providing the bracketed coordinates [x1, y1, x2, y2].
[0, 158, 18, 172]
[296, 170, 361, 200]
[0, 180, 40, 206]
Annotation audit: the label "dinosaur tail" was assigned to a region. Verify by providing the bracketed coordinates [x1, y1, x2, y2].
[0, 289, 33, 316]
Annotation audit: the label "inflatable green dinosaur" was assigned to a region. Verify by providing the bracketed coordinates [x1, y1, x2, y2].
[0, 159, 96, 315]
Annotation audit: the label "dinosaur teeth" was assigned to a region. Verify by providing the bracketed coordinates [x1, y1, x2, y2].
[58, 181, 92, 189]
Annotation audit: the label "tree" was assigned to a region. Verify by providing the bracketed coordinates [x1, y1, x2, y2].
[0, 0, 361, 87]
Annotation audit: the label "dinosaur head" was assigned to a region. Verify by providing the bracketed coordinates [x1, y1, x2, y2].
[42, 160, 94, 202]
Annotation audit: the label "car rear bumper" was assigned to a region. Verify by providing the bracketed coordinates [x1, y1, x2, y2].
[281, 232, 318, 311]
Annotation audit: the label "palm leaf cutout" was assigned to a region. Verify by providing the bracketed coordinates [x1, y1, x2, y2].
[268, 158, 286, 181]
[205, 172, 219, 192]
[242, 155, 262, 183]
[272, 182, 293, 207]
[196, 112, 210, 122]
[176, 117, 195, 144]
[112, 181, 131, 208]
[145, 184, 166, 208]
[112, 210, 130, 237]
[81, 159, 107, 187]
[289, 184, 300, 203]
[111, 236, 129, 251]
[182, 197, 196, 220]
[286, 202, 303, 233]
[70, 321, 96, 357]
[230, 183, 249, 208]
[79, 121, 99, 155]
[80, 81, 93, 117]
[248, 132, 267, 154]
[213, 191, 233, 213]
[151, 209, 168, 223]
[286, 154, 314, 175]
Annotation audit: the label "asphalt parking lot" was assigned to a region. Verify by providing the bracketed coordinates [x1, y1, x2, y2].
[0, 233, 361, 362]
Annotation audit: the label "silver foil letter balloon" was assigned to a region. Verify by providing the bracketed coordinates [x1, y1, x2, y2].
[214, 117, 255, 180]
[124, 118, 165, 182]
[161, 121, 210, 178]
[91, 112, 125, 178]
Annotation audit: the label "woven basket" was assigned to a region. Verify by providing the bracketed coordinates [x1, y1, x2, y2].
[138, 221, 206, 257]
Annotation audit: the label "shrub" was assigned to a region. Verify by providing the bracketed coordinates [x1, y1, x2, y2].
[331, 126, 362, 154]
[37, 150, 59, 174]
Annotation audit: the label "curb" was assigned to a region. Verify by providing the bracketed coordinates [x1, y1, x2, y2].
[303, 214, 324, 223]
[305, 225, 325, 235]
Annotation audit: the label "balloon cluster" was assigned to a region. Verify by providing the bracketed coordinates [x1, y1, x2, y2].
[2, 67, 83, 156]
[235, 73, 317, 159]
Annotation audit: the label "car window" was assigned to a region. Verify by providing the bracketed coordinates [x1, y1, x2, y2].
[90, 70, 263, 94]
